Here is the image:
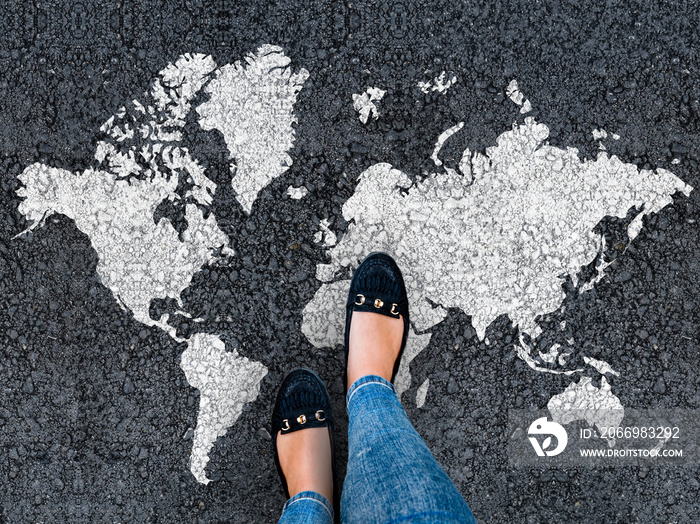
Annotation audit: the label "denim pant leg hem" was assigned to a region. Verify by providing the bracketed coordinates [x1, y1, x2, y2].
[386, 510, 477, 524]
[346, 374, 396, 410]
[279, 490, 334, 524]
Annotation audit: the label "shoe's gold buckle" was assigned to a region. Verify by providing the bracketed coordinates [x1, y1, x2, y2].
[297, 414, 307, 425]
[355, 294, 365, 305]
[374, 299, 384, 308]
[281, 419, 290, 431]
[315, 410, 326, 422]
[390, 303, 399, 315]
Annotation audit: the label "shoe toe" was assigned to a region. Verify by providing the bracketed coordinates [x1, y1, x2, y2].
[347, 252, 408, 317]
[272, 368, 333, 433]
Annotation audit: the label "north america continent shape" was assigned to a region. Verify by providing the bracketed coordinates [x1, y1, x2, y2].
[17, 45, 308, 484]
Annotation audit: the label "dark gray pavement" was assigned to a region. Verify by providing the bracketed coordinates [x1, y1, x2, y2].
[1, 1, 699, 522]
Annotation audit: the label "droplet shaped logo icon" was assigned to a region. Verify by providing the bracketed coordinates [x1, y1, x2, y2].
[528, 417, 568, 457]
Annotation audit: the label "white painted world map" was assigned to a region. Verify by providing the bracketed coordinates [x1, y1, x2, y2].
[15, 46, 694, 483]
[16, 45, 307, 484]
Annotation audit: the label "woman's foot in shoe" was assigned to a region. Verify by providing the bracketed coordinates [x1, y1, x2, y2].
[276, 427, 334, 505]
[271, 369, 336, 507]
[346, 310, 404, 391]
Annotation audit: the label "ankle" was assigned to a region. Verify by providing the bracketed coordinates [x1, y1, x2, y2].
[277, 428, 334, 506]
[346, 311, 404, 391]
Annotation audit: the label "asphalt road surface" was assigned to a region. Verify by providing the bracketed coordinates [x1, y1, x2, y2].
[1, 1, 699, 522]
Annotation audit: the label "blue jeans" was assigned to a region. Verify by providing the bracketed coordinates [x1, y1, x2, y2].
[278, 375, 477, 523]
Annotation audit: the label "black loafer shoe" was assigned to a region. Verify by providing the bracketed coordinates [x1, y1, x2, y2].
[344, 252, 410, 389]
[271, 368, 336, 504]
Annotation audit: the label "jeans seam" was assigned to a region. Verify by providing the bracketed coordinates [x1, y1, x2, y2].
[285, 495, 333, 522]
[346, 379, 395, 408]
[386, 510, 472, 523]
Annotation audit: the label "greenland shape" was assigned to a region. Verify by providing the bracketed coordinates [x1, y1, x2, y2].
[197, 44, 309, 214]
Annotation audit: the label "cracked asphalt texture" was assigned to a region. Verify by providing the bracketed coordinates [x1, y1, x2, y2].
[1, 0, 699, 522]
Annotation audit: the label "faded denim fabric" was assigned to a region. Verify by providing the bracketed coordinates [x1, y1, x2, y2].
[278, 490, 334, 524]
[341, 375, 477, 524]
